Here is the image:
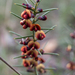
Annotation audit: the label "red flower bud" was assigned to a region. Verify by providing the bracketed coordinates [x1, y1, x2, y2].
[21, 46, 27, 53]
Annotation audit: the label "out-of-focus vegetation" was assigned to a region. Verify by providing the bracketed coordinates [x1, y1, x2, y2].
[0, 0, 75, 75]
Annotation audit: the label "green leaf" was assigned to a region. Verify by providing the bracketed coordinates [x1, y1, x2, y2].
[14, 3, 34, 11]
[42, 41, 49, 49]
[14, 55, 26, 59]
[9, 31, 22, 37]
[43, 8, 58, 12]
[25, 0, 29, 4]
[14, 35, 33, 39]
[45, 67, 56, 70]
[30, 0, 34, 5]
[37, 50, 42, 56]
[10, 12, 22, 19]
[44, 53, 59, 56]
[45, 25, 57, 34]
[34, 67, 38, 75]
[13, 65, 24, 67]
[37, 8, 58, 13]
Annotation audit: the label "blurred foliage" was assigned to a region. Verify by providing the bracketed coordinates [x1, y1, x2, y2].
[0, 0, 75, 75]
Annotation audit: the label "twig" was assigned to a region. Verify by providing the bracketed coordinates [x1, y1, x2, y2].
[0, 57, 21, 75]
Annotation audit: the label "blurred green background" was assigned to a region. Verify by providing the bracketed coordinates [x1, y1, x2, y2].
[0, 0, 75, 75]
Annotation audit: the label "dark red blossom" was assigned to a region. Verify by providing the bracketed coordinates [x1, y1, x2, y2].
[26, 50, 38, 57]
[23, 59, 30, 67]
[66, 62, 75, 70]
[35, 30, 46, 40]
[38, 15, 47, 21]
[21, 9, 31, 19]
[21, 46, 27, 53]
[30, 24, 41, 31]
[28, 41, 40, 49]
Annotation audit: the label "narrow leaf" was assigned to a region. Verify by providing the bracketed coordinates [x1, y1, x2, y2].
[43, 8, 58, 12]
[14, 35, 33, 39]
[9, 31, 22, 37]
[30, 0, 34, 5]
[13, 65, 24, 67]
[10, 12, 22, 19]
[45, 25, 57, 34]
[34, 67, 38, 75]
[25, 0, 29, 4]
[14, 3, 34, 11]
[37, 8, 58, 13]
[14, 55, 26, 59]
[37, 50, 42, 56]
[44, 53, 59, 56]
[45, 67, 56, 70]
[42, 41, 49, 49]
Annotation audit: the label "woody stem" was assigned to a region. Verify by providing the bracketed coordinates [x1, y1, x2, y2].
[0, 57, 21, 75]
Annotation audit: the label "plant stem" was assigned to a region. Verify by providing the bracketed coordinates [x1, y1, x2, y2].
[0, 57, 21, 75]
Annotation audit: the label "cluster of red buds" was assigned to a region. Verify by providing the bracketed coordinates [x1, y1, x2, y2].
[66, 31, 75, 71]
[10, 0, 58, 74]
[66, 62, 75, 70]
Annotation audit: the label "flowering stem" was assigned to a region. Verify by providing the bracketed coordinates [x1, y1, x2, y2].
[0, 57, 21, 75]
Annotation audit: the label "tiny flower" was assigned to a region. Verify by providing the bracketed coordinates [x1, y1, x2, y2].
[70, 31, 75, 39]
[33, 57, 39, 61]
[21, 52, 27, 59]
[23, 59, 30, 67]
[37, 8, 43, 12]
[39, 49, 44, 54]
[22, 19, 32, 29]
[28, 41, 40, 49]
[30, 24, 41, 31]
[29, 59, 38, 67]
[66, 45, 72, 51]
[26, 50, 38, 57]
[38, 15, 47, 21]
[35, 30, 46, 40]
[66, 62, 75, 70]
[36, 64, 46, 73]
[20, 19, 25, 26]
[21, 46, 27, 53]
[21, 9, 31, 19]
[38, 58, 45, 63]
